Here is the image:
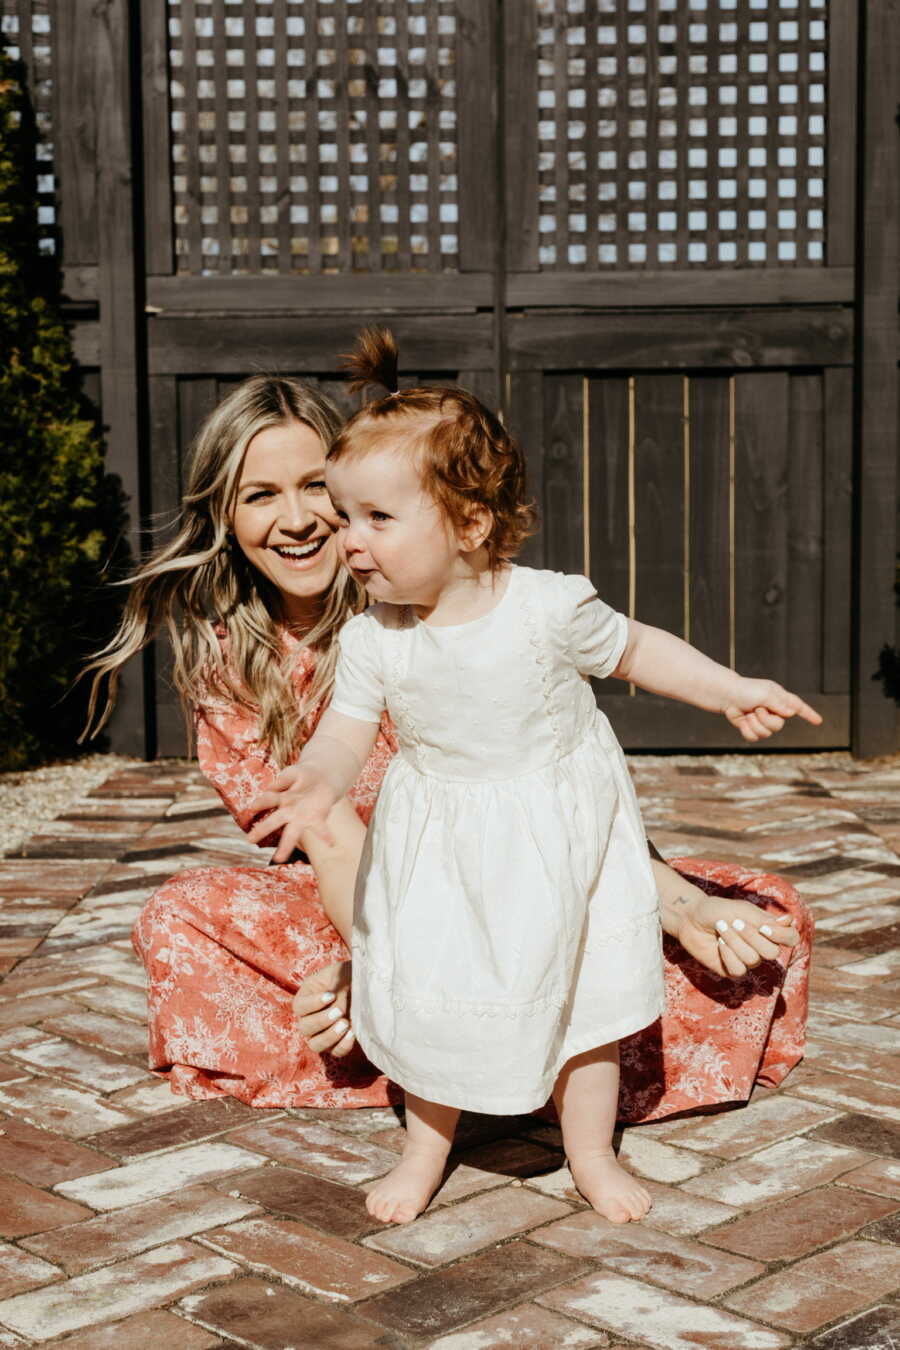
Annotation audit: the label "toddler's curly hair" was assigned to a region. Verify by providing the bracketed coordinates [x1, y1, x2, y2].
[329, 328, 537, 570]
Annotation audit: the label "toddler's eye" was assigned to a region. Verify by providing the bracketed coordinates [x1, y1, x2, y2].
[371, 511, 391, 523]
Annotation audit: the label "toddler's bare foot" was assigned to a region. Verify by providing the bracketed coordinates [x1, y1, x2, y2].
[366, 1144, 448, 1224]
[569, 1148, 652, 1223]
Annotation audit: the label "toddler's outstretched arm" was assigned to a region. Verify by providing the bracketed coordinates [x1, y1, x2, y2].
[614, 621, 822, 741]
[247, 708, 379, 861]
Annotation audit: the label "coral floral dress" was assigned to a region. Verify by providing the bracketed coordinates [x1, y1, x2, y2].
[133, 631, 812, 1120]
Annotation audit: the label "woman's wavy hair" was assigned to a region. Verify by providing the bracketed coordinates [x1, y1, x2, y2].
[81, 376, 364, 765]
[330, 329, 537, 569]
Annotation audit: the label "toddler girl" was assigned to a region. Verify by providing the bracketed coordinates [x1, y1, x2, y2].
[252, 330, 820, 1226]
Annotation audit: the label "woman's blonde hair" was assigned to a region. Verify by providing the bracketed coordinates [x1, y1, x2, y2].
[82, 376, 363, 765]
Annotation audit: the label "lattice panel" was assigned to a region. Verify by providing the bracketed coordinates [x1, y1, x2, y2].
[168, 0, 459, 275]
[1, 0, 56, 256]
[536, 0, 828, 269]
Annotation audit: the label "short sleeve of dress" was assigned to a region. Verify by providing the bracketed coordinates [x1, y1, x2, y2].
[330, 612, 386, 723]
[563, 573, 629, 680]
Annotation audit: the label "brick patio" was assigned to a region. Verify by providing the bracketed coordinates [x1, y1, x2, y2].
[0, 753, 899, 1348]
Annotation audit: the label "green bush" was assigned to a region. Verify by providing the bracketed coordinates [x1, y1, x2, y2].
[0, 44, 124, 769]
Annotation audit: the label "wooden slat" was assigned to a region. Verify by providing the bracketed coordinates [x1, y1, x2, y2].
[507, 308, 853, 370]
[507, 371, 545, 569]
[505, 268, 854, 307]
[733, 373, 790, 683]
[140, 0, 173, 275]
[177, 0, 203, 275]
[211, 0, 232, 274]
[72, 320, 100, 367]
[422, 0, 441, 272]
[148, 313, 494, 375]
[456, 0, 497, 272]
[178, 377, 220, 455]
[852, 0, 899, 755]
[272, 0, 294, 274]
[240, 0, 261, 272]
[587, 376, 630, 696]
[787, 374, 824, 692]
[304, 0, 322, 273]
[147, 377, 186, 758]
[146, 272, 493, 309]
[52, 0, 98, 267]
[361, 0, 381, 272]
[597, 693, 849, 751]
[95, 0, 150, 756]
[688, 376, 731, 669]
[394, 0, 412, 272]
[823, 366, 853, 694]
[633, 375, 684, 636]
[827, 0, 858, 268]
[541, 376, 584, 577]
[503, 0, 538, 271]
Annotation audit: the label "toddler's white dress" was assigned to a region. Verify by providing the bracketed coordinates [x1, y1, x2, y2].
[330, 565, 665, 1114]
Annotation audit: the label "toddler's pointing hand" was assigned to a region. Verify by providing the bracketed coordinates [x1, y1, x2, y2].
[722, 679, 823, 742]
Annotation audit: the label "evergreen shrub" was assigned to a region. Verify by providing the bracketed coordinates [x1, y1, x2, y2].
[0, 44, 124, 769]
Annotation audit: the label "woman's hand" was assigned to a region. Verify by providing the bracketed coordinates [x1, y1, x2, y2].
[722, 679, 822, 742]
[293, 960, 355, 1057]
[669, 891, 800, 977]
[248, 763, 337, 860]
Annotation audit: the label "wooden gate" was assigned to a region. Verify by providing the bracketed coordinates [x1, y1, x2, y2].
[3, 0, 897, 756]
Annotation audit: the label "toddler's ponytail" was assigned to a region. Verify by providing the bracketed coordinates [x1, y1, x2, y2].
[341, 327, 399, 395]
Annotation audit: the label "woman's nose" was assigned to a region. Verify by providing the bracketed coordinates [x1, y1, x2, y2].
[279, 492, 313, 531]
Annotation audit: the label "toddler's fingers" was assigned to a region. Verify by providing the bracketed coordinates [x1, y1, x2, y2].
[771, 688, 823, 725]
[754, 707, 785, 735]
[737, 711, 767, 741]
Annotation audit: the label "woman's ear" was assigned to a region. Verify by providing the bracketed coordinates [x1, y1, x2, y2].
[459, 506, 493, 553]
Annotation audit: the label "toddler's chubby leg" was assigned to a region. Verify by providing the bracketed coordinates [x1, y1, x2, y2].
[366, 1092, 460, 1224]
[554, 1041, 651, 1223]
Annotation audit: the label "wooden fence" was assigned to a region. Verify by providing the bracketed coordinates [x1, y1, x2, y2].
[3, 0, 897, 756]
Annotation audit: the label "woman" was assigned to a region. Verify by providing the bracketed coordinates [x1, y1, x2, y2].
[85, 375, 811, 1118]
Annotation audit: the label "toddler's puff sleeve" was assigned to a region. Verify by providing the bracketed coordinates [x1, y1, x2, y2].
[330, 613, 385, 723]
[564, 573, 629, 679]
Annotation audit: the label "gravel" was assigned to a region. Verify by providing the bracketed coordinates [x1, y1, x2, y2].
[0, 754, 139, 857]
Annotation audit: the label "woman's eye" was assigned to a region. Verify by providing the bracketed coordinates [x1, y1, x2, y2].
[244, 490, 273, 504]
[307, 480, 328, 492]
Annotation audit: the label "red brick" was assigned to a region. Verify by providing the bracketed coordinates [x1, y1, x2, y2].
[0, 996, 83, 1030]
[363, 1187, 571, 1267]
[0, 1241, 60, 1300]
[20, 1182, 259, 1274]
[681, 1136, 870, 1208]
[0, 1077, 135, 1137]
[361, 1240, 588, 1339]
[427, 1303, 609, 1348]
[199, 1214, 416, 1302]
[85, 1096, 265, 1158]
[38, 1009, 148, 1059]
[226, 1118, 400, 1185]
[6, 1037, 150, 1093]
[531, 1209, 763, 1298]
[702, 1185, 899, 1261]
[662, 1095, 838, 1158]
[0, 1173, 94, 1239]
[0, 1116, 112, 1187]
[216, 1165, 375, 1239]
[44, 1309, 221, 1350]
[837, 1158, 900, 1199]
[724, 1239, 900, 1333]
[178, 1276, 383, 1349]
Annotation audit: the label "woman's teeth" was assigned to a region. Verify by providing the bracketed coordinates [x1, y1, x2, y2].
[274, 539, 325, 561]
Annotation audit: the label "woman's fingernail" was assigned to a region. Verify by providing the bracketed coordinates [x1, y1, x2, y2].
[760, 924, 774, 936]
[326, 1006, 342, 1021]
[320, 992, 335, 1004]
[732, 918, 745, 932]
[776, 914, 793, 923]
[715, 919, 729, 934]
[334, 1020, 348, 1034]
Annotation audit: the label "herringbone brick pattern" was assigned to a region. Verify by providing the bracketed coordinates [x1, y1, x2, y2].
[0, 753, 899, 1347]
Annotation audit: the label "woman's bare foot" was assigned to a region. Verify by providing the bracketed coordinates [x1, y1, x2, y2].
[569, 1148, 652, 1223]
[366, 1143, 448, 1224]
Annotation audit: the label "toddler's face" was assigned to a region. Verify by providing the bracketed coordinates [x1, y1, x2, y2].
[326, 449, 462, 608]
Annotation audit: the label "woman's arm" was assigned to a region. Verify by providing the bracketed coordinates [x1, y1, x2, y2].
[614, 620, 821, 741]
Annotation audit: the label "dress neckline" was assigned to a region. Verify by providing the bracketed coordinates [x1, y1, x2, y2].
[409, 565, 517, 634]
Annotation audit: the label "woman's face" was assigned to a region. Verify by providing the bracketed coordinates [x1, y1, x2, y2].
[231, 419, 341, 625]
